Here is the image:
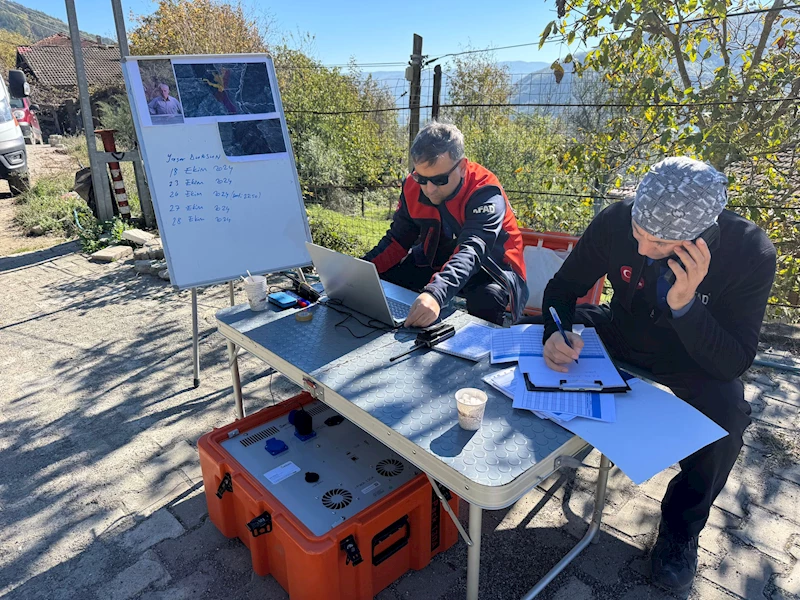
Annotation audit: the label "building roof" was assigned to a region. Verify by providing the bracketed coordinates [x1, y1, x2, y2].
[30, 32, 104, 48]
[16, 43, 122, 88]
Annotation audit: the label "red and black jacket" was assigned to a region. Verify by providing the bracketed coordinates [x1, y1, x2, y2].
[364, 161, 529, 322]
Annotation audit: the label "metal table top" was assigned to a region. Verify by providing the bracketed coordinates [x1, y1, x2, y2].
[216, 302, 586, 509]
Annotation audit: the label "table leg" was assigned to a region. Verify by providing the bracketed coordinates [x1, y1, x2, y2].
[191, 288, 200, 389]
[227, 340, 245, 419]
[466, 503, 483, 600]
[519, 454, 611, 600]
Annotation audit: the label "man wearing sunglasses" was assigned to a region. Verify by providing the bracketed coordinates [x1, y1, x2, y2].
[363, 121, 528, 327]
[538, 157, 776, 595]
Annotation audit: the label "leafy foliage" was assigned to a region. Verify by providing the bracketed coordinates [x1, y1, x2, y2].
[0, 28, 28, 75]
[541, 0, 800, 317]
[130, 0, 268, 55]
[96, 95, 137, 150]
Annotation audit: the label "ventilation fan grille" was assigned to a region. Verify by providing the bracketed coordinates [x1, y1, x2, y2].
[321, 488, 353, 510]
[240, 426, 280, 447]
[376, 458, 405, 477]
[307, 404, 330, 417]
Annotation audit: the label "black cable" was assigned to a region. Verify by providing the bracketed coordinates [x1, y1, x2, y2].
[322, 299, 398, 338]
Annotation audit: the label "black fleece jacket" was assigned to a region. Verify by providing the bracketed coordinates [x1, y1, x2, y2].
[543, 201, 776, 381]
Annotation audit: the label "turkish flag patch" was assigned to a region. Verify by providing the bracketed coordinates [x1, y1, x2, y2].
[620, 266, 645, 289]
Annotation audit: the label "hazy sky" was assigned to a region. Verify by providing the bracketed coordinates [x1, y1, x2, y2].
[19, 0, 577, 68]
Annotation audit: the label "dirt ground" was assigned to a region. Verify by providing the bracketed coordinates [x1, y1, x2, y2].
[0, 143, 80, 257]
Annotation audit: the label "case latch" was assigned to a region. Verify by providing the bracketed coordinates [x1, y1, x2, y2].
[246, 511, 273, 537]
[340, 535, 363, 566]
[216, 473, 233, 499]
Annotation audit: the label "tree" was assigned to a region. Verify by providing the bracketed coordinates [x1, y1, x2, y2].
[541, 0, 800, 313]
[0, 29, 28, 76]
[129, 0, 269, 55]
[540, 0, 800, 178]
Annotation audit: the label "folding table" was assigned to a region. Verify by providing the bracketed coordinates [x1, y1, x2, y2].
[216, 303, 611, 600]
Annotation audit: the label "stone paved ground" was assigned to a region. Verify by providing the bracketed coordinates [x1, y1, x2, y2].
[1, 246, 799, 600]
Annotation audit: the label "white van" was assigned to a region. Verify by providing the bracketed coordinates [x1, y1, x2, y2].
[0, 70, 30, 195]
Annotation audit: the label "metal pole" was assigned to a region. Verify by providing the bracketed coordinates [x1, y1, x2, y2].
[432, 64, 442, 121]
[111, 0, 157, 229]
[466, 504, 482, 600]
[66, 0, 113, 221]
[227, 341, 245, 419]
[519, 455, 611, 599]
[191, 288, 200, 388]
[228, 281, 235, 306]
[407, 33, 423, 170]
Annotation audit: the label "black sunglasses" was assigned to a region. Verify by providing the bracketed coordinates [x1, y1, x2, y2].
[411, 159, 462, 186]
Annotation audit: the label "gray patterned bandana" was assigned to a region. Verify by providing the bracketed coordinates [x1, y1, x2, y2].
[632, 157, 728, 240]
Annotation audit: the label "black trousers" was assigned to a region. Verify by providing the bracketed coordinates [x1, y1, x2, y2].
[571, 305, 752, 540]
[381, 260, 508, 325]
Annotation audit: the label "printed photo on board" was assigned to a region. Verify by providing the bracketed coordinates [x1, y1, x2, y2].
[218, 119, 287, 160]
[173, 62, 276, 118]
[138, 59, 184, 126]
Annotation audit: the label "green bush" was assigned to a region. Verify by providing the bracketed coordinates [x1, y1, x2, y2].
[14, 175, 93, 237]
[96, 95, 137, 151]
[306, 204, 389, 257]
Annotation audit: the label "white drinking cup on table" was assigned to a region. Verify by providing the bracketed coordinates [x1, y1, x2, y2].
[456, 388, 488, 431]
[243, 275, 268, 311]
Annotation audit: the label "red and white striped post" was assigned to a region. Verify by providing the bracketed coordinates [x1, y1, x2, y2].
[95, 129, 131, 220]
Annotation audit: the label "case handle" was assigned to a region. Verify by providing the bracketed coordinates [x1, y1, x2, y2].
[372, 515, 410, 566]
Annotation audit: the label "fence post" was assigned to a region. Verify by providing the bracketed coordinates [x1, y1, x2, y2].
[432, 64, 442, 121]
[111, 0, 157, 230]
[66, 0, 114, 222]
[407, 33, 423, 170]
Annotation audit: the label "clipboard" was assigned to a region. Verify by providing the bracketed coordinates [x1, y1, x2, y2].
[523, 372, 631, 394]
[518, 326, 631, 393]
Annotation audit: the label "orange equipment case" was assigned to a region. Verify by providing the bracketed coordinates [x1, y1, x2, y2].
[198, 392, 460, 600]
[518, 229, 606, 316]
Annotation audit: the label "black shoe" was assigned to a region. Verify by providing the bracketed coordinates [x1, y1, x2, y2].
[650, 522, 699, 595]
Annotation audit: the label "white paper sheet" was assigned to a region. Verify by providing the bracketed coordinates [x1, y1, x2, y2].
[482, 367, 576, 422]
[518, 327, 628, 390]
[558, 379, 728, 484]
[512, 369, 616, 422]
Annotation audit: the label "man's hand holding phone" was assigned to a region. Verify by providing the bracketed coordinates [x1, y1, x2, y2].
[667, 238, 711, 311]
[543, 332, 585, 373]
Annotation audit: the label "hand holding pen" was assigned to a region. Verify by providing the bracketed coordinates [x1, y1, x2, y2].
[543, 306, 584, 373]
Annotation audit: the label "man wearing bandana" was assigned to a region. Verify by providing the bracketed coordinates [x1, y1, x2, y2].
[541, 157, 776, 594]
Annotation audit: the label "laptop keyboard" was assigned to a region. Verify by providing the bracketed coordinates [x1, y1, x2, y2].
[387, 297, 411, 321]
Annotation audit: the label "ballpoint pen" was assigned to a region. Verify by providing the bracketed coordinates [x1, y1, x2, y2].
[549, 306, 579, 364]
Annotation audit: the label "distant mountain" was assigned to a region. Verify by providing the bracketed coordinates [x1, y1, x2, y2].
[0, 0, 114, 44]
[365, 61, 554, 111]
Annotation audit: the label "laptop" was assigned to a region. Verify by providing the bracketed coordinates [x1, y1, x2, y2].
[305, 242, 419, 326]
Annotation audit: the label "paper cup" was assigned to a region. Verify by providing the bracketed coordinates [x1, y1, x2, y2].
[456, 388, 488, 431]
[244, 275, 267, 311]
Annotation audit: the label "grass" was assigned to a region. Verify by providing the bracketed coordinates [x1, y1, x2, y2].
[306, 203, 390, 257]
[14, 174, 91, 238]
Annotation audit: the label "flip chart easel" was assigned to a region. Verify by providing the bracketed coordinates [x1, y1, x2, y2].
[122, 54, 311, 387]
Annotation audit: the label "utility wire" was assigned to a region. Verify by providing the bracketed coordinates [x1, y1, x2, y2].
[284, 95, 800, 115]
[425, 4, 800, 65]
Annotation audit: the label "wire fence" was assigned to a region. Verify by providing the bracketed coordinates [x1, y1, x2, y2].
[288, 63, 800, 318]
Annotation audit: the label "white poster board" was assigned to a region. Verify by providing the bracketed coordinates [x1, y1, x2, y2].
[122, 54, 311, 289]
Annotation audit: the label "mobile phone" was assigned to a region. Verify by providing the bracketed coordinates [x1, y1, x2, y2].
[664, 224, 720, 284]
[268, 291, 298, 309]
